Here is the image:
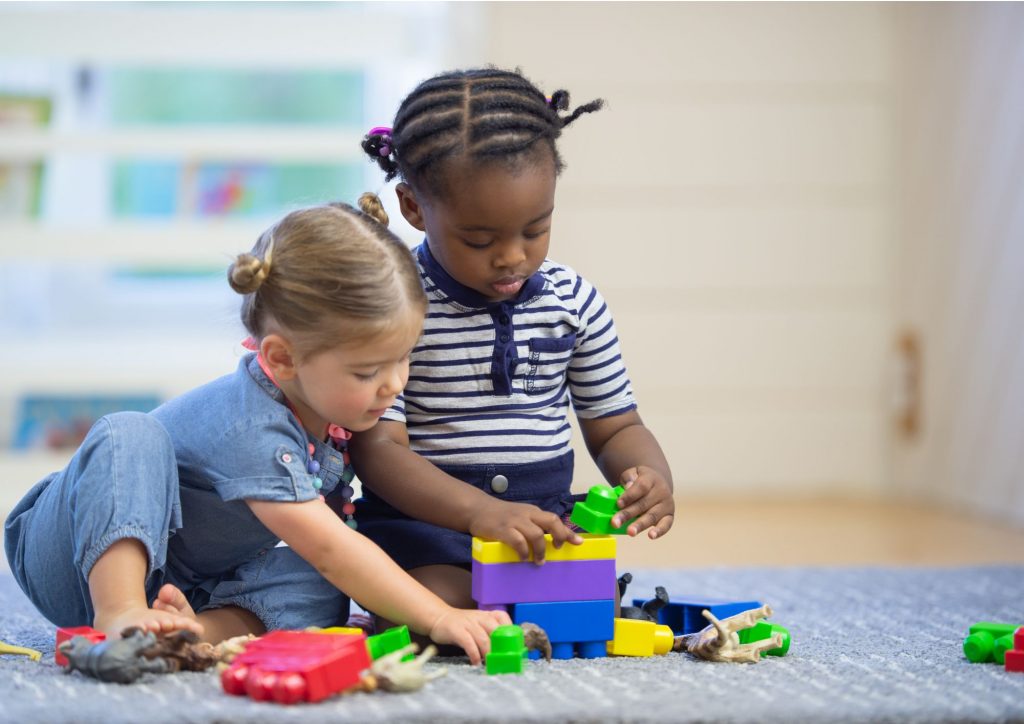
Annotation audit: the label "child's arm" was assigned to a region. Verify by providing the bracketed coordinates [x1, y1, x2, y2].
[350, 422, 582, 562]
[246, 497, 509, 664]
[579, 409, 674, 539]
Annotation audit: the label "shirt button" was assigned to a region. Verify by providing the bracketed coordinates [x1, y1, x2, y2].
[499, 333, 510, 343]
[490, 474, 509, 493]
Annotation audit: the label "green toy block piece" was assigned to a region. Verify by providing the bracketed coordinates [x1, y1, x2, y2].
[994, 634, 1014, 665]
[486, 625, 528, 675]
[366, 625, 413, 662]
[964, 622, 1021, 663]
[570, 485, 635, 535]
[736, 620, 791, 657]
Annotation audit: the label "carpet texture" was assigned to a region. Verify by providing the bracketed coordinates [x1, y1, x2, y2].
[2, 566, 1023, 723]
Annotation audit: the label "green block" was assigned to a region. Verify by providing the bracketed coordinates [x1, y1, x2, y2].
[366, 625, 413, 661]
[486, 625, 528, 675]
[570, 485, 634, 535]
[994, 634, 1014, 665]
[964, 622, 1021, 663]
[737, 621, 791, 657]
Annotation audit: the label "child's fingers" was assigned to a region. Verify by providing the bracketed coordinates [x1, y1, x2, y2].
[647, 513, 675, 539]
[457, 630, 483, 666]
[502, 528, 532, 562]
[488, 609, 512, 627]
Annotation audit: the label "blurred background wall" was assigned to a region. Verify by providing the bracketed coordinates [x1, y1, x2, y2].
[0, 2, 1020, 527]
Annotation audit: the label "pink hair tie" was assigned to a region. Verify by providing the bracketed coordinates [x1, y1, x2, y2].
[368, 126, 393, 157]
[241, 337, 258, 351]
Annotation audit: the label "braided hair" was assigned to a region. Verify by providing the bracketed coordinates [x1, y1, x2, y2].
[362, 67, 603, 198]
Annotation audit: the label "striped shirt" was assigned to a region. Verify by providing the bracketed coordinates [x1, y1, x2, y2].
[381, 242, 636, 466]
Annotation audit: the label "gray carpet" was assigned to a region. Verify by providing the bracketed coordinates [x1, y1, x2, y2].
[2, 566, 1023, 723]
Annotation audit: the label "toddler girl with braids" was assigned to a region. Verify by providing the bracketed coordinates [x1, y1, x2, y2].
[5, 194, 509, 664]
[353, 68, 675, 621]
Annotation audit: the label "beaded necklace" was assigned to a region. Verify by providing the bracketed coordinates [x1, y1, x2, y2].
[243, 338, 358, 529]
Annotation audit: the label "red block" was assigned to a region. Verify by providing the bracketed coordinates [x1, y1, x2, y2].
[222, 631, 371, 704]
[55, 626, 106, 666]
[1005, 649, 1024, 673]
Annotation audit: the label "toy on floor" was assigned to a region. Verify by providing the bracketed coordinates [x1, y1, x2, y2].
[60, 628, 172, 683]
[963, 622, 1020, 665]
[55, 625, 106, 666]
[521, 622, 552, 661]
[363, 642, 446, 692]
[0, 638, 43, 661]
[607, 617, 674, 656]
[485, 624, 530, 675]
[673, 605, 784, 663]
[1005, 627, 1024, 673]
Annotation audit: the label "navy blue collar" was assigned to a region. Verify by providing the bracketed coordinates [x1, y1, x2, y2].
[417, 240, 545, 309]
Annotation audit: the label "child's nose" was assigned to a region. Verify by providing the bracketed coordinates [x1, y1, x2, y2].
[494, 240, 527, 269]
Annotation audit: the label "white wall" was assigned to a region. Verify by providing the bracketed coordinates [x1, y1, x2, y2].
[892, 3, 1024, 525]
[471, 2, 898, 497]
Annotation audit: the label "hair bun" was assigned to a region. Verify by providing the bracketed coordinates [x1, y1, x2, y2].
[358, 192, 390, 227]
[228, 252, 271, 294]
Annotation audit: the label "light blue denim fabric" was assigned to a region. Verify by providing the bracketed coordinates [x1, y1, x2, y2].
[4, 354, 350, 630]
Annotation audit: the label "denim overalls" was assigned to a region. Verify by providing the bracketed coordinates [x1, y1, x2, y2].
[4, 354, 350, 630]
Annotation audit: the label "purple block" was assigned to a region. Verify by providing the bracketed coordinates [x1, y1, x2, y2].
[472, 558, 616, 605]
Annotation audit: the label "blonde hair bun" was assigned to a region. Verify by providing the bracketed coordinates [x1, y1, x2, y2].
[358, 192, 389, 227]
[228, 252, 271, 294]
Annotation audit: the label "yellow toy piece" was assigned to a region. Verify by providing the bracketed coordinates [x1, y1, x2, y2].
[310, 626, 365, 636]
[0, 639, 43, 661]
[606, 618, 674, 657]
[472, 534, 616, 564]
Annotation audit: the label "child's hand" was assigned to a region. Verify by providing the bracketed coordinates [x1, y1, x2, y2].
[469, 500, 583, 563]
[428, 607, 512, 665]
[612, 465, 674, 539]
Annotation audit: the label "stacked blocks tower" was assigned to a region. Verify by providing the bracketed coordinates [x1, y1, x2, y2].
[485, 625, 529, 674]
[473, 531, 617, 660]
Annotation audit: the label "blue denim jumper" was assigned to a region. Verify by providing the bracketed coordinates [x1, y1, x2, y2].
[4, 354, 351, 630]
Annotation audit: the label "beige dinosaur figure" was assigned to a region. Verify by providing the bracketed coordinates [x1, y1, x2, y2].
[673, 604, 783, 663]
[362, 642, 447, 693]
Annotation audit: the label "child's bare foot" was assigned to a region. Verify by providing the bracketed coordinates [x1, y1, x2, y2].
[93, 584, 203, 639]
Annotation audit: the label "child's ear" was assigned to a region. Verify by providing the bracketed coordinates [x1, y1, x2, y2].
[260, 334, 298, 381]
[396, 183, 426, 232]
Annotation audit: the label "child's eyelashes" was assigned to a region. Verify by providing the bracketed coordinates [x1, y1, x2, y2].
[354, 369, 380, 381]
[524, 228, 550, 240]
[461, 238, 493, 250]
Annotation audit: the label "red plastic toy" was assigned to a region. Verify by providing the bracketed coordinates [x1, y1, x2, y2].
[55, 625, 106, 666]
[221, 631, 371, 704]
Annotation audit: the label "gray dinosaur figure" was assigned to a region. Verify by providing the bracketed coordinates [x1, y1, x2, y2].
[60, 627, 170, 684]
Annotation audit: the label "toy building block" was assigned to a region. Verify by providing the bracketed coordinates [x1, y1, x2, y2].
[366, 625, 414, 662]
[55, 626, 106, 666]
[512, 599, 615, 660]
[570, 485, 635, 535]
[635, 596, 763, 635]
[472, 533, 616, 564]
[315, 627, 365, 636]
[485, 625, 528, 675]
[1005, 627, 1024, 674]
[472, 558, 616, 606]
[737, 620, 791, 657]
[963, 622, 1021, 664]
[0, 639, 43, 661]
[221, 630, 371, 704]
[606, 618, 674, 657]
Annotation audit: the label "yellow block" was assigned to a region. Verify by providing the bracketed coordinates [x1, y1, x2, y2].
[312, 626, 365, 636]
[606, 618, 674, 657]
[471, 533, 616, 563]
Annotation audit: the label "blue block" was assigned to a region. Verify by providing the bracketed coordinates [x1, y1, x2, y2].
[633, 596, 762, 634]
[512, 600, 615, 643]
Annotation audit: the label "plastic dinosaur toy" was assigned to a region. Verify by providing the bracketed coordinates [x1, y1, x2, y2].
[363, 642, 447, 693]
[617, 574, 669, 623]
[521, 622, 553, 661]
[60, 628, 171, 683]
[0, 639, 43, 661]
[673, 604, 783, 663]
[139, 629, 220, 672]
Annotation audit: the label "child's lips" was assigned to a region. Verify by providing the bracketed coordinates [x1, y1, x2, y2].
[491, 277, 525, 295]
